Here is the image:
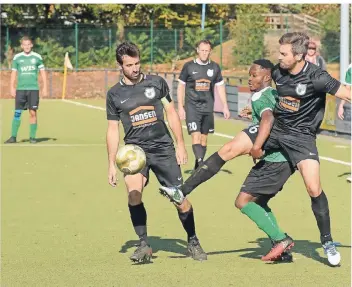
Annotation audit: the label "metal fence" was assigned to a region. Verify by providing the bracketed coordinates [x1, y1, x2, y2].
[0, 14, 341, 70]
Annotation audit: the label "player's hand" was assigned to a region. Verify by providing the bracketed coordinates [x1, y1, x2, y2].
[176, 144, 188, 165]
[108, 165, 118, 187]
[250, 145, 265, 160]
[239, 106, 252, 119]
[178, 106, 186, 120]
[223, 106, 230, 119]
[337, 105, 344, 120]
[11, 87, 16, 98]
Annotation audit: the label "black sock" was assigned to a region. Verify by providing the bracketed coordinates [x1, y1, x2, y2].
[178, 207, 196, 241]
[128, 203, 148, 243]
[182, 152, 226, 196]
[311, 191, 332, 244]
[192, 144, 204, 169]
[201, 145, 207, 159]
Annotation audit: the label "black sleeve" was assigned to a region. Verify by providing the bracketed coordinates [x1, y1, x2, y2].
[214, 63, 224, 84]
[179, 62, 189, 83]
[311, 69, 341, 96]
[106, 90, 120, 121]
[158, 77, 172, 103]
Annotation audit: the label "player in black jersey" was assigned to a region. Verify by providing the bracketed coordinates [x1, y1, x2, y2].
[178, 40, 230, 170]
[251, 32, 351, 265]
[106, 42, 207, 263]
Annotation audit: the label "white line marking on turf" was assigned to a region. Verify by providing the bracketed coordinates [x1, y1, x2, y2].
[334, 145, 349, 149]
[62, 99, 352, 167]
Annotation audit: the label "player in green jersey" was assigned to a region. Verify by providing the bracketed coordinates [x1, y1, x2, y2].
[160, 59, 294, 262]
[4, 36, 47, 144]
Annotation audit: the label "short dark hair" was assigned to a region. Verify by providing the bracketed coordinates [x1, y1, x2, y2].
[253, 59, 274, 70]
[196, 39, 212, 49]
[116, 42, 140, 65]
[21, 36, 33, 43]
[279, 32, 310, 58]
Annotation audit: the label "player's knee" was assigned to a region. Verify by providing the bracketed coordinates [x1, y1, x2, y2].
[128, 190, 142, 205]
[176, 198, 191, 212]
[235, 196, 245, 210]
[306, 183, 322, 197]
[14, 109, 22, 120]
[219, 143, 237, 161]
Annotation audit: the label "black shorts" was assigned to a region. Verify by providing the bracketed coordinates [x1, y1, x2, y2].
[263, 125, 319, 167]
[185, 104, 214, 135]
[138, 146, 183, 187]
[240, 160, 295, 197]
[242, 124, 260, 144]
[15, 90, 39, 110]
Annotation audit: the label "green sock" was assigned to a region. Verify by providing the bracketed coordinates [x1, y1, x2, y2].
[241, 202, 286, 241]
[263, 206, 279, 228]
[30, 123, 38, 139]
[11, 119, 21, 137]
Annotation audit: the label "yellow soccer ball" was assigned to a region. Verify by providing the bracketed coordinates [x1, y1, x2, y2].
[116, 144, 147, 175]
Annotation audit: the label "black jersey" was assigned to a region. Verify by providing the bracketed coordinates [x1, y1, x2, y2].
[272, 61, 340, 136]
[106, 74, 174, 150]
[179, 59, 223, 114]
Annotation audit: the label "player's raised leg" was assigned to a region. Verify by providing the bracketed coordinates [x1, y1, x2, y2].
[159, 130, 253, 204]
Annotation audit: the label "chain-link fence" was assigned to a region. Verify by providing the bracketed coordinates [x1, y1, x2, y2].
[1, 12, 342, 71]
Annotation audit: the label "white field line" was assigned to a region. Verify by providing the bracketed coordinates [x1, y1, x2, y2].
[62, 99, 351, 167]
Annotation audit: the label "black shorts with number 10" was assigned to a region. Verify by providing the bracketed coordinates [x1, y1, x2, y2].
[185, 104, 214, 135]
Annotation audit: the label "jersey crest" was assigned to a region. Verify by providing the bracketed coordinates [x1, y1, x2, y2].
[207, 69, 214, 77]
[295, 83, 307, 96]
[144, 87, 156, 99]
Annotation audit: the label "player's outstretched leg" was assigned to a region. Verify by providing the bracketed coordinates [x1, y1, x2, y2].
[159, 131, 253, 204]
[176, 199, 207, 261]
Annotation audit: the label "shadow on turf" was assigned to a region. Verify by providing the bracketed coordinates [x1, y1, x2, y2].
[207, 237, 351, 266]
[120, 236, 189, 260]
[20, 137, 57, 143]
[185, 169, 232, 175]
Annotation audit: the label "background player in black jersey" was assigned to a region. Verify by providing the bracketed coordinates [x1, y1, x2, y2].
[106, 42, 207, 263]
[251, 32, 351, 266]
[177, 40, 230, 170]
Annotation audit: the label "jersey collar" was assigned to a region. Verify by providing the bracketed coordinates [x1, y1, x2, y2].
[194, 58, 211, 65]
[120, 73, 146, 86]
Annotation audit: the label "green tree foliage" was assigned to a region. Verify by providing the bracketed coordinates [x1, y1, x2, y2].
[230, 14, 269, 65]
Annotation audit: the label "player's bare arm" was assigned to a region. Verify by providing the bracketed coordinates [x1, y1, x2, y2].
[216, 83, 230, 119]
[177, 82, 186, 120]
[106, 120, 120, 187]
[334, 85, 351, 103]
[250, 110, 275, 160]
[10, 70, 17, 97]
[162, 98, 188, 165]
[40, 69, 48, 98]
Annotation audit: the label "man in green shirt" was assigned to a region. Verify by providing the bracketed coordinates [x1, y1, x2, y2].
[4, 36, 47, 144]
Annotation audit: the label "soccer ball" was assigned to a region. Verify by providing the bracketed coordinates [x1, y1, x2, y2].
[116, 144, 146, 175]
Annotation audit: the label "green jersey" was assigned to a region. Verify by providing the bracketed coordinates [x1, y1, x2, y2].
[251, 86, 287, 163]
[12, 51, 45, 90]
[345, 63, 352, 85]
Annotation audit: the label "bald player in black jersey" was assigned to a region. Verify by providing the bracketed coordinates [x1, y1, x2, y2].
[251, 32, 351, 265]
[178, 40, 230, 170]
[106, 42, 207, 263]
